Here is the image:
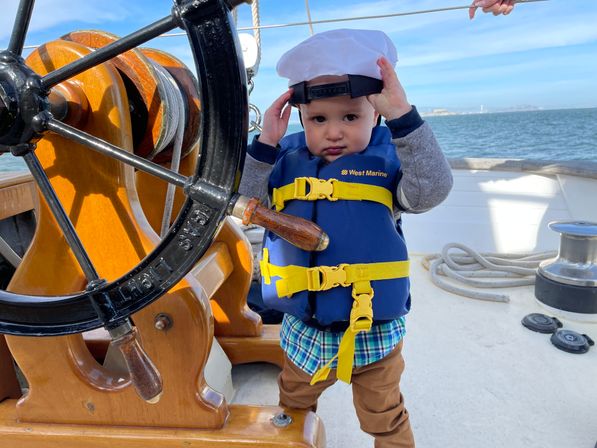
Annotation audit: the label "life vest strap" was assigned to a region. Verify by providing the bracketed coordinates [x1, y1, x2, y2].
[260, 248, 408, 385]
[310, 280, 374, 385]
[260, 248, 409, 298]
[272, 177, 393, 212]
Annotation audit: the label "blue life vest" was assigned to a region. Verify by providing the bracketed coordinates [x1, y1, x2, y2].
[262, 126, 411, 326]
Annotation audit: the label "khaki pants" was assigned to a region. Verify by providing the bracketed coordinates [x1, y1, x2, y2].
[278, 341, 415, 448]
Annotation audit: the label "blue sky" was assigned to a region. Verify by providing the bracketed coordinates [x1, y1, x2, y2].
[2, 0, 597, 117]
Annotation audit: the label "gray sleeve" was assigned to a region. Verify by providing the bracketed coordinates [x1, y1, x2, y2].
[237, 154, 274, 202]
[394, 122, 453, 213]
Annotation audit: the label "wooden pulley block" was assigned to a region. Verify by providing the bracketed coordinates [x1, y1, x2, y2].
[61, 30, 198, 163]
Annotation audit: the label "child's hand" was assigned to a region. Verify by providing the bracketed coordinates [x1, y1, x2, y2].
[367, 57, 412, 121]
[257, 89, 293, 147]
[469, 0, 515, 19]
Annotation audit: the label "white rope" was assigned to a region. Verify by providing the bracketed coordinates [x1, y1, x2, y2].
[246, 0, 262, 132]
[422, 243, 557, 303]
[251, 0, 262, 58]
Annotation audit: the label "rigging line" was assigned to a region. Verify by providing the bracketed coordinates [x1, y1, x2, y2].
[251, 0, 262, 52]
[158, 0, 549, 36]
[20, 0, 549, 49]
[304, 0, 315, 36]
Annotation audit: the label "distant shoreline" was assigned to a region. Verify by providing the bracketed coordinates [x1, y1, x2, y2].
[420, 106, 597, 118]
[286, 106, 597, 125]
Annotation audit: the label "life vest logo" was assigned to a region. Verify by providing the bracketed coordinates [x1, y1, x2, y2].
[340, 169, 388, 178]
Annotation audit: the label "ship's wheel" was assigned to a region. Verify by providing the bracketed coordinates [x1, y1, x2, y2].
[0, 0, 248, 336]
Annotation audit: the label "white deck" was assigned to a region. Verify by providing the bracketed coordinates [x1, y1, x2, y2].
[403, 162, 597, 254]
[230, 255, 597, 448]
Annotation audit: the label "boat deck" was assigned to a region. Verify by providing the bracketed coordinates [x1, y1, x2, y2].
[231, 254, 597, 448]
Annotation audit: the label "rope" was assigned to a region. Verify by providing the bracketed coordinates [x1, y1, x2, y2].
[147, 61, 181, 159]
[422, 243, 556, 303]
[22, 0, 551, 49]
[146, 59, 186, 238]
[157, 0, 549, 37]
[304, 0, 315, 36]
[251, 0, 261, 59]
[246, 0, 262, 132]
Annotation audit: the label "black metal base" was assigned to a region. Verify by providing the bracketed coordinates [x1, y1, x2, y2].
[535, 272, 597, 314]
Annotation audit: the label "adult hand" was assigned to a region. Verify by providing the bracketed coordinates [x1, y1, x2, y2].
[367, 57, 412, 121]
[469, 0, 515, 19]
[257, 89, 293, 147]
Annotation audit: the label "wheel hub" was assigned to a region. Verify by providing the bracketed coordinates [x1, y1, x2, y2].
[0, 50, 48, 151]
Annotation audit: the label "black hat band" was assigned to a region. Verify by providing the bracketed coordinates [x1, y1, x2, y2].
[290, 74, 383, 105]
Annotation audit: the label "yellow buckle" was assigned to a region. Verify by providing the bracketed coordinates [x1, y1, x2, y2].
[307, 264, 350, 291]
[272, 188, 283, 211]
[295, 177, 339, 201]
[260, 248, 271, 284]
[350, 286, 374, 332]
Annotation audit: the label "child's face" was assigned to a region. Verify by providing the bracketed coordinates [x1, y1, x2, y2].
[299, 87, 379, 163]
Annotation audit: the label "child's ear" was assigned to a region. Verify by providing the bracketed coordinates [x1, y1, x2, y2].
[373, 112, 381, 127]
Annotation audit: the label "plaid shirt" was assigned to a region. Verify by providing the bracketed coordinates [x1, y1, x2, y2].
[280, 314, 406, 375]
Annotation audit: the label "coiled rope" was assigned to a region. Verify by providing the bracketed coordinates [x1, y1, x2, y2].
[146, 59, 186, 237]
[147, 61, 182, 159]
[422, 243, 556, 303]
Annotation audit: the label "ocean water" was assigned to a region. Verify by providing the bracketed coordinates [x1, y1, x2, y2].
[284, 107, 597, 162]
[423, 107, 597, 162]
[2, 107, 595, 172]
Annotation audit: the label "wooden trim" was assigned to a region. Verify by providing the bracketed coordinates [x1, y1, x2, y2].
[0, 400, 325, 447]
[217, 324, 284, 369]
[0, 337, 20, 402]
[0, 173, 36, 221]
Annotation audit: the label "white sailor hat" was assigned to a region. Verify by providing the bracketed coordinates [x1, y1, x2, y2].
[276, 28, 397, 105]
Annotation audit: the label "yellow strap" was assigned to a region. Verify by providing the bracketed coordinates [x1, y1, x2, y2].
[311, 281, 374, 385]
[272, 177, 393, 212]
[262, 251, 406, 385]
[260, 248, 307, 293]
[262, 254, 409, 298]
[309, 354, 337, 384]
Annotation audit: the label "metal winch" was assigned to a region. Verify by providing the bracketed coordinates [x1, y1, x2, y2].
[535, 221, 597, 319]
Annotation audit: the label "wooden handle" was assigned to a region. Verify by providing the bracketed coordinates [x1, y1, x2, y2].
[111, 327, 163, 404]
[232, 196, 329, 252]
